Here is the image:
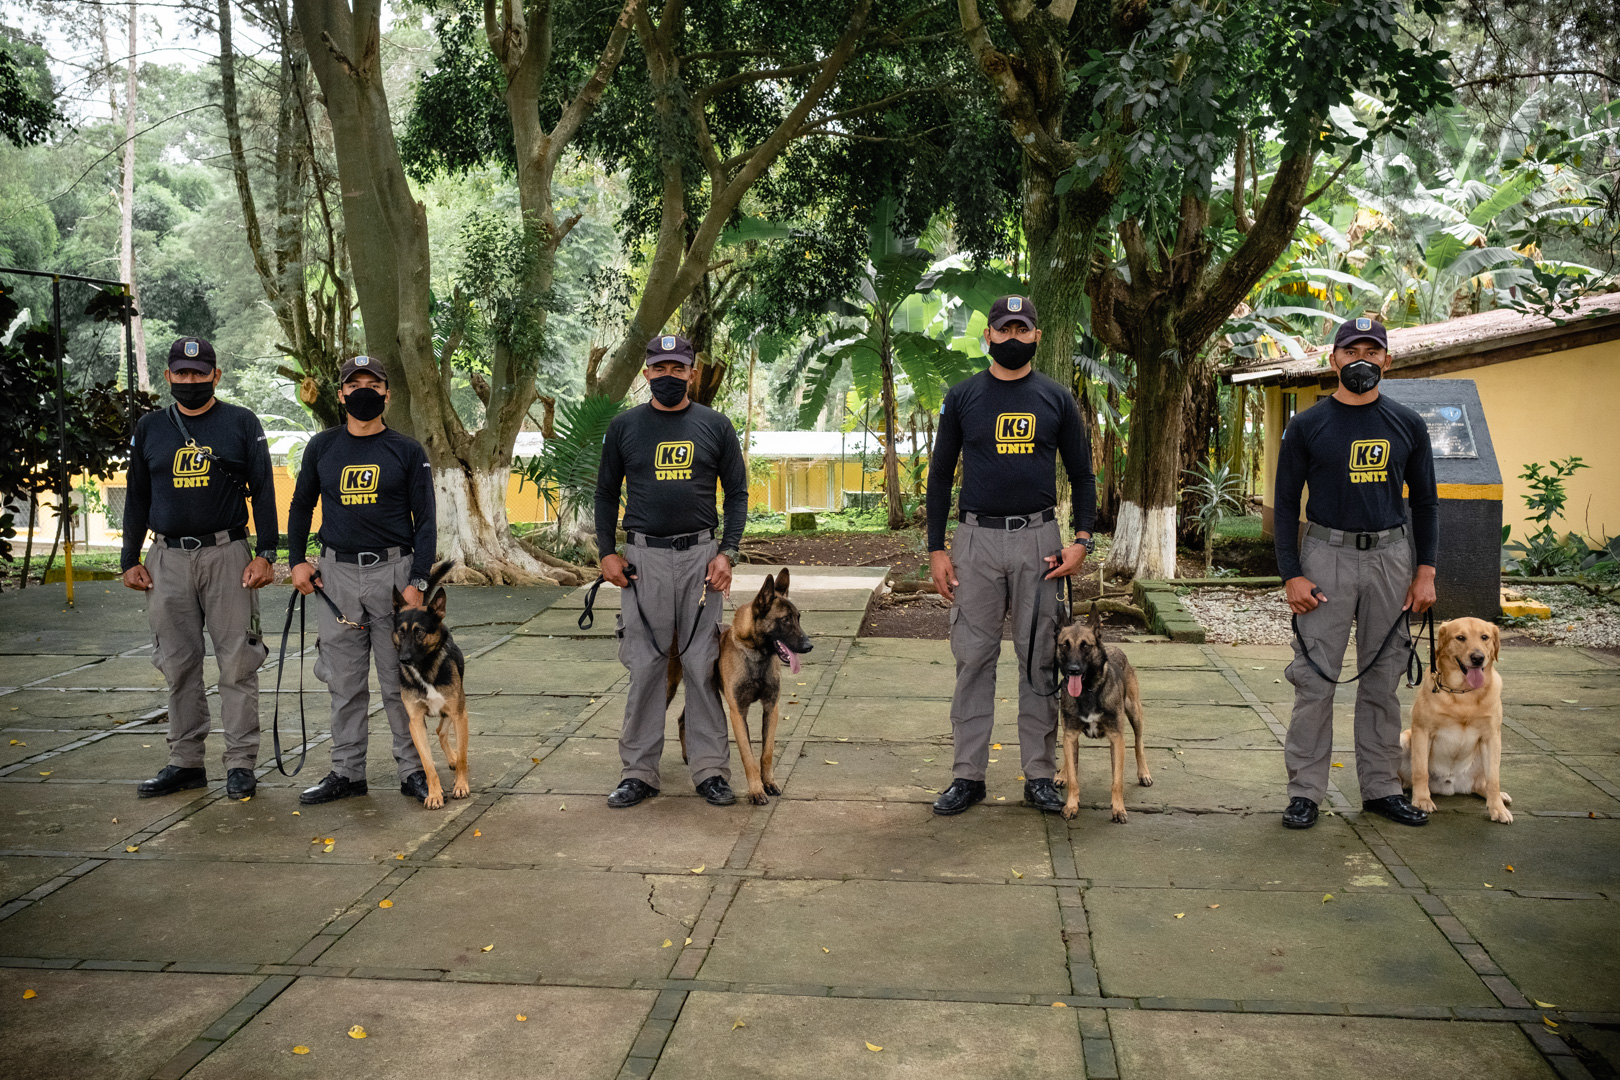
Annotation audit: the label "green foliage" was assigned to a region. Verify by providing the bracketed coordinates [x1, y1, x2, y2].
[515, 394, 627, 526]
[0, 42, 61, 148]
[1181, 460, 1246, 575]
[1501, 457, 1610, 577]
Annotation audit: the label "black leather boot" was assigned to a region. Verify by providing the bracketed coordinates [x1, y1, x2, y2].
[1282, 796, 1319, 829]
[932, 778, 987, 816]
[137, 765, 207, 799]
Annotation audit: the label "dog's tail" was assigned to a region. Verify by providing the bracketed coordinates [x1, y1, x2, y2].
[426, 560, 457, 596]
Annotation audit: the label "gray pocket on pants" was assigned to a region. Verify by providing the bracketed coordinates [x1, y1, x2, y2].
[313, 638, 330, 683]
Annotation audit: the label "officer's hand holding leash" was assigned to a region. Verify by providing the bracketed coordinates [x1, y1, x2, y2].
[705, 553, 732, 596]
[122, 565, 154, 591]
[1404, 565, 1437, 614]
[600, 552, 634, 588]
[1285, 577, 1325, 614]
[241, 556, 274, 590]
[291, 561, 320, 597]
[929, 550, 960, 602]
[1043, 539, 1090, 580]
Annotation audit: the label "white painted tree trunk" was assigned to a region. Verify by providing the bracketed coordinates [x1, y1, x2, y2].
[1102, 500, 1178, 581]
[121, 0, 148, 390]
[433, 466, 565, 586]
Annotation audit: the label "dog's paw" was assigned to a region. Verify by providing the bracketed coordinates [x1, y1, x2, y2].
[1412, 794, 1437, 812]
[1054, 775, 1068, 789]
[1138, 774, 1153, 787]
[748, 789, 770, 806]
[1110, 806, 1128, 824]
[1490, 804, 1514, 824]
[424, 792, 445, 810]
[451, 782, 470, 799]
[762, 781, 781, 796]
[1061, 802, 1079, 821]
[1500, 791, 1512, 805]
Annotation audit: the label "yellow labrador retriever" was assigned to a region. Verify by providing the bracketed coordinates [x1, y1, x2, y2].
[1399, 616, 1512, 823]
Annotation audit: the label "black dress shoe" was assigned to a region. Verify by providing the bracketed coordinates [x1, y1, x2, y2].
[1362, 794, 1429, 826]
[137, 765, 207, 799]
[1283, 796, 1319, 829]
[696, 776, 737, 806]
[226, 768, 257, 798]
[399, 771, 431, 802]
[1023, 777, 1065, 813]
[299, 772, 367, 805]
[607, 778, 659, 808]
[932, 778, 987, 816]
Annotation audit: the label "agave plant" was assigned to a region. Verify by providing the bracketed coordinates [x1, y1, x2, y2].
[1180, 460, 1247, 576]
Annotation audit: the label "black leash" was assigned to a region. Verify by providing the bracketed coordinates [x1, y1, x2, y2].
[578, 565, 709, 660]
[269, 589, 309, 777]
[1290, 589, 1425, 689]
[1024, 568, 1071, 698]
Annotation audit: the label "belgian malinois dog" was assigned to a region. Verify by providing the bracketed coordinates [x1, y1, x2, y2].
[1055, 602, 1151, 822]
[668, 568, 813, 804]
[392, 561, 469, 810]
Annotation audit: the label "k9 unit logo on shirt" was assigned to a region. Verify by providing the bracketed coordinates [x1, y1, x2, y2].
[172, 446, 212, 488]
[1348, 439, 1390, 483]
[654, 441, 694, 480]
[995, 413, 1036, 454]
[340, 464, 381, 504]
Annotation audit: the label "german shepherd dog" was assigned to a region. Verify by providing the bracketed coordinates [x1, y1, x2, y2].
[668, 569, 813, 804]
[392, 561, 469, 810]
[1055, 603, 1151, 822]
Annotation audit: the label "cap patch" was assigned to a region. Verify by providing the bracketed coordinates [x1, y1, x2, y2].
[354, 356, 370, 366]
[662, 335, 676, 351]
[1355, 317, 1372, 331]
[1008, 297, 1023, 312]
[184, 341, 199, 357]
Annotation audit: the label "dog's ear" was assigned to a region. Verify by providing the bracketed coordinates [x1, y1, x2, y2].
[430, 588, 447, 619]
[775, 567, 790, 595]
[753, 574, 776, 614]
[1488, 624, 1500, 665]
[1089, 600, 1101, 630]
[393, 586, 408, 613]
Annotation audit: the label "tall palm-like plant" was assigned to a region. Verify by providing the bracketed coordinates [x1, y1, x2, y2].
[1181, 461, 1246, 577]
[516, 394, 627, 552]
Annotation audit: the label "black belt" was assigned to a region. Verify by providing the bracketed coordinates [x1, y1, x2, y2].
[161, 527, 248, 550]
[959, 508, 1056, 531]
[626, 530, 712, 551]
[332, 546, 411, 567]
[1305, 522, 1406, 550]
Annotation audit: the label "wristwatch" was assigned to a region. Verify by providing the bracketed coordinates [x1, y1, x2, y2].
[1074, 535, 1095, 553]
[719, 548, 739, 566]
[408, 576, 430, 593]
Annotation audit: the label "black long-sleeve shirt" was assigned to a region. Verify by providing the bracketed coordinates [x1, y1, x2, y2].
[594, 402, 748, 557]
[287, 425, 436, 581]
[1273, 393, 1439, 581]
[121, 403, 278, 571]
[925, 369, 1096, 551]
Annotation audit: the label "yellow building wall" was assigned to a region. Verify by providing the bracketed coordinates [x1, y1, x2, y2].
[1435, 342, 1620, 542]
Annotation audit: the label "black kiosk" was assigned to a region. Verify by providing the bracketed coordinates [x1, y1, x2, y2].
[1379, 378, 1503, 621]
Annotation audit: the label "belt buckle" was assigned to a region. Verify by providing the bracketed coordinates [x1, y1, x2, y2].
[357, 551, 381, 568]
[1355, 533, 1374, 551]
[672, 534, 692, 551]
[179, 536, 202, 550]
[1005, 514, 1029, 531]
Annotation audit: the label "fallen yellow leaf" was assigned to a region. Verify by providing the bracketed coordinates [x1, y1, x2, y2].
[866, 1042, 883, 1052]
[22, 989, 37, 999]
[1322, 893, 1334, 903]
[733, 1018, 746, 1030]
[991, 743, 1002, 750]
[1505, 865, 1514, 872]
[995, 796, 1006, 801]
[378, 899, 393, 908]
[531, 757, 540, 763]
[347, 1025, 367, 1039]
[323, 843, 334, 853]
[1535, 1000, 1557, 1008]
[822, 947, 830, 953]
[395, 854, 405, 860]
[474, 830, 482, 837]
[481, 944, 494, 952]
[559, 803, 566, 811]
[1543, 1016, 1559, 1029]
[125, 845, 139, 853]
[1173, 913, 1185, 919]
[1051, 1001, 1067, 1007]
[110, 818, 117, 824]
[324, 838, 335, 844]
[516, 1014, 527, 1022]
[690, 864, 705, 874]
[988, 759, 999, 763]
[684, 937, 692, 945]
[662, 940, 673, 948]
[292, 1045, 310, 1054]
[1011, 869, 1024, 879]
[1331, 762, 1343, 768]
[824, 760, 838, 765]
[239, 796, 251, 802]
[922, 757, 934, 762]
[7, 739, 16, 745]
[292, 811, 300, 816]
[38, 771, 50, 776]
[1208, 904, 1220, 909]
[1484, 883, 1493, 888]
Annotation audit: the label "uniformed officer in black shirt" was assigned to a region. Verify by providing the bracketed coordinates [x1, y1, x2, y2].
[122, 337, 277, 800]
[286, 356, 438, 805]
[595, 334, 748, 808]
[1275, 317, 1438, 830]
[926, 297, 1096, 816]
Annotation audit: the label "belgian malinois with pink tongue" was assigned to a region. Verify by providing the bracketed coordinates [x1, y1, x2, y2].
[1054, 602, 1151, 822]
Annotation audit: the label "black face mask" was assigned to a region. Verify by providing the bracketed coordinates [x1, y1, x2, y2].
[987, 337, 1037, 371]
[170, 381, 215, 410]
[343, 386, 387, 421]
[649, 374, 689, 407]
[1339, 359, 1383, 395]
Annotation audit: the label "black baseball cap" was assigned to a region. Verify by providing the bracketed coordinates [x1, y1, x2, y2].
[644, 333, 696, 367]
[1334, 316, 1388, 350]
[988, 295, 1038, 330]
[167, 337, 216, 374]
[339, 355, 388, 384]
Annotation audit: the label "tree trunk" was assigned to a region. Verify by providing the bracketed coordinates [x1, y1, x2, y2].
[1023, 166, 1097, 386]
[433, 464, 551, 585]
[878, 329, 904, 530]
[1103, 334, 1190, 581]
[120, 0, 148, 391]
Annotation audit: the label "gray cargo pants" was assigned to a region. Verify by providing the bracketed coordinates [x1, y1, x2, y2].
[948, 516, 1062, 782]
[1284, 530, 1413, 804]
[312, 549, 423, 783]
[147, 536, 268, 771]
[616, 531, 730, 789]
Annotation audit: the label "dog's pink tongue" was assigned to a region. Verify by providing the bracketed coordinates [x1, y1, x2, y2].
[1465, 667, 1485, 690]
[1066, 674, 1084, 698]
[785, 649, 801, 674]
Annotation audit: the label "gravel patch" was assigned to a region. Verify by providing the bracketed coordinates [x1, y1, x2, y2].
[1180, 587, 1295, 645]
[1508, 584, 1620, 648]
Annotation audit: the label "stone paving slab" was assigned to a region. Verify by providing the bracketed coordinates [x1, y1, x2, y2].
[0, 859, 387, 963]
[3, 688, 166, 726]
[656, 991, 1085, 1079]
[1086, 887, 1498, 1006]
[0, 782, 206, 851]
[466, 659, 627, 695]
[0, 630, 152, 654]
[1368, 815, 1620, 893]
[699, 878, 1070, 994]
[1492, 647, 1620, 673]
[319, 868, 710, 982]
[1068, 747, 1287, 814]
[0, 729, 83, 766]
[514, 736, 698, 795]
[0, 968, 262, 1080]
[1503, 674, 1620, 708]
[1511, 705, 1620, 753]
[780, 744, 1031, 804]
[36, 656, 201, 689]
[1148, 704, 1280, 749]
[805, 696, 1022, 742]
[1067, 811, 1388, 889]
[28, 731, 178, 780]
[457, 693, 597, 736]
[0, 854, 81, 902]
[436, 792, 749, 872]
[1447, 895, 1620, 1010]
[1108, 1011, 1555, 1080]
[750, 798, 1054, 881]
[1328, 747, 1618, 814]
[0, 654, 111, 686]
[187, 978, 651, 1080]
[1570, 753, 1620, 787]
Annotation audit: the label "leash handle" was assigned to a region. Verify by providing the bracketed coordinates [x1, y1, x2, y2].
[270, 589, 309, 777]
[1025, 562, 1068, 698]
[580, 568, 710, 660]
[578, 575, 610, 630]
